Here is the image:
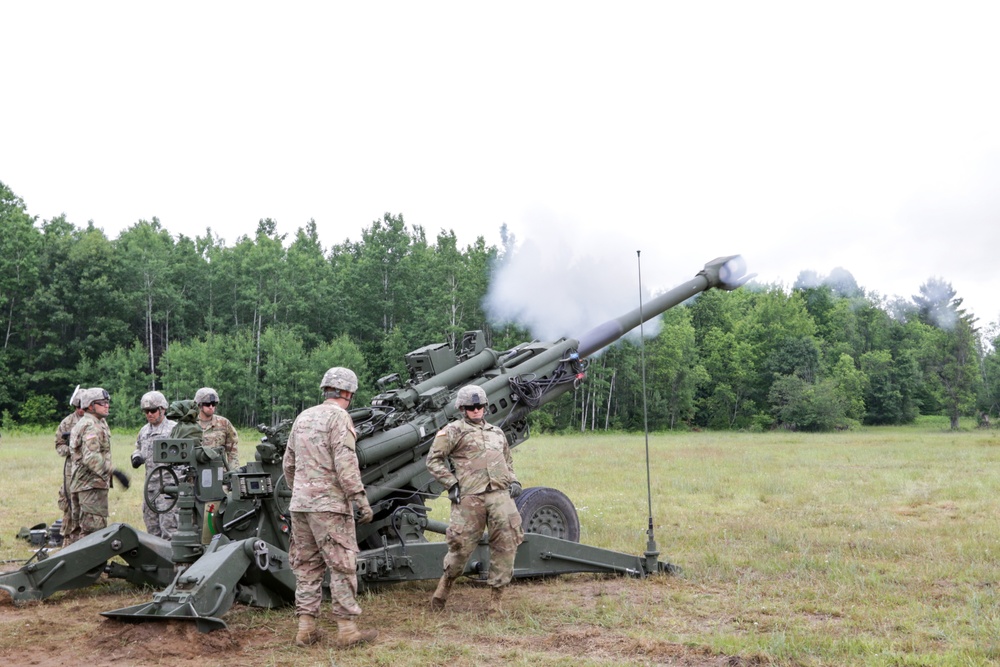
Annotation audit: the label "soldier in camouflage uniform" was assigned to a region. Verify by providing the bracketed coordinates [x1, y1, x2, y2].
[130, 391, 178, 539]
[55, 386, 85, 542]
[67, 388, 129, 544]
[194, 387, 240, 469]
[282, 367, 377, 648]
[426, 384, 524, 612]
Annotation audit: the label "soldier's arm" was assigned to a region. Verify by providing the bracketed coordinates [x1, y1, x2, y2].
[80, 431, 112, 477]
[425, 427, 458, 489]
[500, 431, 518, 481]
[331, 418, 365, 498]
[282, 439, 296, 491]
[226, 421, 240, 468]
[55, 421, 70, 457]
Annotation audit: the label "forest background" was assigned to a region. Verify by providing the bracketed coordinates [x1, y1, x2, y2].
[2, 180, 999, 434]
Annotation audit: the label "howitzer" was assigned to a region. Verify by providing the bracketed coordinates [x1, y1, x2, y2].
[2, 255, 750, 631]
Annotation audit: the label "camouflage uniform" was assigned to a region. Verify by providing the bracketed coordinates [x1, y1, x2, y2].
[55, 409, 83, 539]
[198, 414, 239, 469]
[282, 400, 368, 620]
[68, 412, 113, 543]
[134, 416, 178, 538]
[426, 414, 524, 589]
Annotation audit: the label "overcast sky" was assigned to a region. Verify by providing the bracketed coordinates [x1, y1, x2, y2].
[4, 2, 1000, 337]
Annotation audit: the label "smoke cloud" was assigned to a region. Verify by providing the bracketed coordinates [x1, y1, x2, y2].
[485, 209, 665, 348]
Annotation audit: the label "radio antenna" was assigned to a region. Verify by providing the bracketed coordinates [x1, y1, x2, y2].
[636, 250, 659, 571]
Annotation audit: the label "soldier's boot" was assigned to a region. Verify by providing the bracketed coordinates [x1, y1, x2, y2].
[490, 586, 504, 613]
[430, 574, 455, 611]
[335, 619, 378, 647]
[294, 614, 322, 647]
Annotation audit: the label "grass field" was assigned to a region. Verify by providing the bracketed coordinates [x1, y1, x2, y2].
[1, 419, 999, 666]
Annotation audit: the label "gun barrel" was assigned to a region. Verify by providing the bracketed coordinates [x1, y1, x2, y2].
[576, 255, 749, 358]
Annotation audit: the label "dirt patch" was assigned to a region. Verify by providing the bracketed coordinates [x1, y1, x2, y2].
[0, 576, 744, 666]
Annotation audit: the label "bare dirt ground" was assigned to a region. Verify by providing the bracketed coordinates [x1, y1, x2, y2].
[0, 572, 755, 667]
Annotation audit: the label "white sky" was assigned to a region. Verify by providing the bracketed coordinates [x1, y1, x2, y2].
[4, 2, 1000, 335]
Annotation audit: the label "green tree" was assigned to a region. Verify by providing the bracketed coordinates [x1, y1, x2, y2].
[913, 279, 982, 429]
[282, 220, 338, 345]
[0, 182, 41, 410]
[74, 340, 153, 429]
[647, 308, 707, 429]
[860, 348, 920, 425]
[115, 218, 179, 388]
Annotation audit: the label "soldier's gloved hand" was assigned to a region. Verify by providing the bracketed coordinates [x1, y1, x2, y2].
[112, 469, 131, 490]
[509, 481, 523, 498]
[448, 483, 461, 505]
[354, 495, 374, 524]
[130, 452, 144, 469]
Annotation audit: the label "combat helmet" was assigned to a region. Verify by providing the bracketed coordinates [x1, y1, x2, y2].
[320, 367, 359, 394]
[69, 384, 83, 408]
[194, 387, 220, 405]
[80, 387, 110, 410]
[454, 385, 488, 410]
[140, 390, 168, 410]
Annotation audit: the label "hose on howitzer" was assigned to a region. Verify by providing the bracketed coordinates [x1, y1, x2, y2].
[503, 358, 586, 428]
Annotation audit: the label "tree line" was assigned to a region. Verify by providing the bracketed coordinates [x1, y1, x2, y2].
[2, 180, 998, 433]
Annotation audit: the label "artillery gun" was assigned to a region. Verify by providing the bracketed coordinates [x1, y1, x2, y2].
[1, 255, 751, 631]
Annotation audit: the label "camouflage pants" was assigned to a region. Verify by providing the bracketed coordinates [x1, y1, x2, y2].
[443, 489, 524, 587]
[289, 511, 361, 619]
[142, 469, 179, 539]
[57, 458, 76, 539]
[67, 488, 108, 544]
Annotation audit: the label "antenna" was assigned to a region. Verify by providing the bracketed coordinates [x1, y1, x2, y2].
[636, 251, 659, 570]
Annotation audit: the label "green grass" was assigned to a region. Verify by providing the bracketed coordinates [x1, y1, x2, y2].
[509, 423, 1000, 665]
[2, 422, 1000, 665]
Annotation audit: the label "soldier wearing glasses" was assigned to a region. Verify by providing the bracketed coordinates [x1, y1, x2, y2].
[194, 387, 239, 469]
[130, 391, 178, 538]
[67, 388, 125, 544]
[426, 384, 524, 612]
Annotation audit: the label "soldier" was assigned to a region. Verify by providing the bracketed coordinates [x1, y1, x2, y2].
[426, 384, 524, 612]
[194, 387, 239, 469]
[130, 390, 178, 539]
[55, 386, 85, 543]
[282, 367, 377, 648]
[67, 388, 130, 544]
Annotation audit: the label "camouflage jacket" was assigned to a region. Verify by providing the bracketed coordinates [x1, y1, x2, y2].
[69, 413, 112, 492]
[55, 410, 83, 458]
[426, 416, 518, 496]
[282, 400, 364, 514]
[198, 414, 240, 469]
[134, 417, 177, 476]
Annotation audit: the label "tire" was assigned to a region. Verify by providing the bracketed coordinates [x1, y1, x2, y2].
[514, 486, 580, 542]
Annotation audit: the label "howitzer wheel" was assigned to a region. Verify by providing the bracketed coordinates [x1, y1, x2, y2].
[272, 474, 291, 517]
[515, 487, 580, 542]
[143, 465, 180, 514]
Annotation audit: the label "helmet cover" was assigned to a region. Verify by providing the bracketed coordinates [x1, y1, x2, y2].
[320, 367, 359, 394]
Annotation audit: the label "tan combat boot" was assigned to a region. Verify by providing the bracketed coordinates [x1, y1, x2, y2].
[430, 574, 454, 611]
[335, 619, 378, 647]
[294, 614, 322, 647]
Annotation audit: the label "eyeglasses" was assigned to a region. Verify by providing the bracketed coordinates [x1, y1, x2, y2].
[201, 402, 218, 407]
[463, 404, 487, 411]
[93, 400, 110, 407]
[143, 408, 160, 414]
